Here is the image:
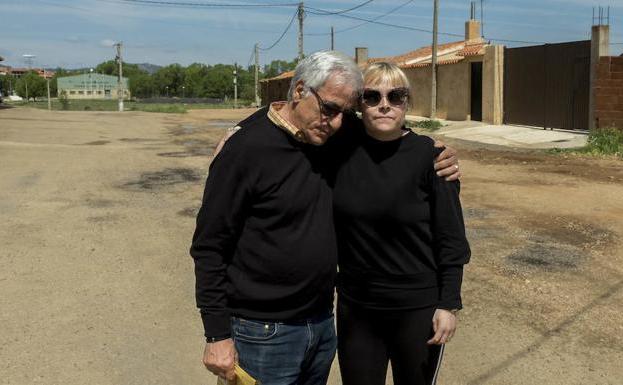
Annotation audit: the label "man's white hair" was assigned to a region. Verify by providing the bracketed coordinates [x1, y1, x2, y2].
[287, 50, 363, 101]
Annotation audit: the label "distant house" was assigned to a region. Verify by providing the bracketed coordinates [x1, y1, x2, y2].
[57, 73, 129, 100]
[261, 15, 504, 124]
[7, 67, 53, 78]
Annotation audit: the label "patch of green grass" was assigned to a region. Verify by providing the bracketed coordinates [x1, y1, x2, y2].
[8, 99, 254, 113]
[129, 103, 187, 113]
[586, 127, 623, 156]
[548, 127, 623, 158]
[407, 119, 443, 131]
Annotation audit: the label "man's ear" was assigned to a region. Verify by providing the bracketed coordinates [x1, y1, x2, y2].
[292, 81, 306, 102]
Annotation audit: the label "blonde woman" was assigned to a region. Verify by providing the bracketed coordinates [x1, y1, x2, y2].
[331, 62, 470, 385]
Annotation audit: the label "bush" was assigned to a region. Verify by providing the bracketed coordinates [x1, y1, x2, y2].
[409, 119, 443, 131]
[58, 91, 70, 110]
[586, 127, 623, 157]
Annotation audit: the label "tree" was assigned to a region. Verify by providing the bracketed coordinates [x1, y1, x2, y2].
[16, 71, 47, 101]
[0, 75, 12, 97]
[183, 63, 210, 98]
[203, 64, 235, 99]
[237, 66, 255, 101]
[130, 73, 156, 98]
[95, 60, 146, 78]
[153, 64, 185, 97]
[263, 58, 298, 79]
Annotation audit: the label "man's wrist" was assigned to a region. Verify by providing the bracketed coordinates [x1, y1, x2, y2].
[206, 334, 231, 343]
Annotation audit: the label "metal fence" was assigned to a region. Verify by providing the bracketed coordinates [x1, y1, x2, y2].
[504, 40, 591, 130]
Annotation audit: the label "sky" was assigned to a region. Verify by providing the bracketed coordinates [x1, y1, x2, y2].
[1, 0, 622, 70]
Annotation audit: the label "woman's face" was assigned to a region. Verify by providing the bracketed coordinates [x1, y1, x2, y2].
[360, 80, 409, 136]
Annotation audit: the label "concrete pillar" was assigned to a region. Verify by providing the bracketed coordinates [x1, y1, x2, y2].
[589, 25, 610, 129]
[355, 47, 368, 66]
[482, 45, 504, 125]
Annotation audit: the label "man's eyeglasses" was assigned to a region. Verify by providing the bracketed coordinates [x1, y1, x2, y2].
[361, 88, 409, 107]
[308, 87, 351, 119]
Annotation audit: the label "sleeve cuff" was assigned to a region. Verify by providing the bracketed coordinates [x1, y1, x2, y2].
[438, 266, 464, 310]
[201, 311, 232, 340]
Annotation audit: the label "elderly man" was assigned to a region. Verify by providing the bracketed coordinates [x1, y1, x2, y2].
[190, 51, 459, 385]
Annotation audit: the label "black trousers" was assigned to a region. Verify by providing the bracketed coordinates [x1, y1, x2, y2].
[337, 300, 444, 385]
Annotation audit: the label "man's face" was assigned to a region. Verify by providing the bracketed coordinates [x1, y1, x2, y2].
[291, 76, 356, 146]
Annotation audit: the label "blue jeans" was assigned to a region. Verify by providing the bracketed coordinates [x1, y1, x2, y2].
[231, 314, 337, 385]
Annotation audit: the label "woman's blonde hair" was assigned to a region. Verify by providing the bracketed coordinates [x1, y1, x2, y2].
[363, 62, 410, 90]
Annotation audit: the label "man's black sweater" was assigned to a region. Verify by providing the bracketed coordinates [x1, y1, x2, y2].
[190, 108, 337, 339]
[331, 124, 470, 311]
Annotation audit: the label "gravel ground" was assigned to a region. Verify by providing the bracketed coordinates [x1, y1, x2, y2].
[1, 107, 622, 385]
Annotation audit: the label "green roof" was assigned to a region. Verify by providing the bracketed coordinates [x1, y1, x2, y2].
[57, 73, 128, 90]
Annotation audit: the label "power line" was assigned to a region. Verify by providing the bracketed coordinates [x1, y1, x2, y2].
[305, 0, 375, 16]
[247, 47, 256, 67]
[101, 0, 299, 8]
[33, 0, 290, 33]
[307, 3, 551, 45]
[306, 0, 414, 36]
[258, 8, 299, 51]
[485, 36, 546, 45]
[305, 6, 464, 38]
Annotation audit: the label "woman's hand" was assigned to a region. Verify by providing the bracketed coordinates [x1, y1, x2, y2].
[427, 309, 457, 345]
[213, 126, 241, 158]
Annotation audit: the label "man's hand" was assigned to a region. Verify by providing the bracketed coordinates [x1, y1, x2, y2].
[433, 140, 460, 181]
[427, 309, 457, 345]
[202, 338, 237, 381]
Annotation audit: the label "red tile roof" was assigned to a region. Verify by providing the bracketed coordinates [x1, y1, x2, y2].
[457, 43, 485, 57]
[368, 40, 467, 65]
[262, 39, 488, 82]
[401, 58, 464, 69]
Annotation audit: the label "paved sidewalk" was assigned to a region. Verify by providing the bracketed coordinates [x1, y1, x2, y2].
[406, 116, 588, 149]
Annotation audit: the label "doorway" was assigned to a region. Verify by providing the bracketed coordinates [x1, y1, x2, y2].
[470, 62, 483, 121]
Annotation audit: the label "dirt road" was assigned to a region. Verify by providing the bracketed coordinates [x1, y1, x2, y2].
[1, 107, 622, 385]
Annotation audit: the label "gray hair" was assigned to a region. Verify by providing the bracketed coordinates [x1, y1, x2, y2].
[287, 50, 363, 101]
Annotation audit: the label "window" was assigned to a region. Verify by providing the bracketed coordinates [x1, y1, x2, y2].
[86, 91, 92, 95]
[78, 91, 84, 95]
[105, 89, 111, 95]
[70, 91, 76, 95]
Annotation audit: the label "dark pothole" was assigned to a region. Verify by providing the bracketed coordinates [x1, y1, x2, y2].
[506, 237, 586, 271]
[121, 168, 203, 190]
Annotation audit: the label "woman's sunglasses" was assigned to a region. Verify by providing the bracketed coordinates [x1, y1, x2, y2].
[361, 88, 409, 107]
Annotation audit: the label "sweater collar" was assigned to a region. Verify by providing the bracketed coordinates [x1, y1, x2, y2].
[268, 102, 307, 143]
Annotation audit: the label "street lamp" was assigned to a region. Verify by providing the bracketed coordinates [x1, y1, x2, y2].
[165, 86, 169, 98]
[182, 86, 185, 99]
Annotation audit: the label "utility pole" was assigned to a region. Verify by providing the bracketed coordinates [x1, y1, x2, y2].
[331, 26, 334, 50]
[298, 2, 305, 60]
[430, 0, 439, 118]
[115, 42, 124, 112]
[46, 69, 51, 111]
[233, 62, 238, 109]
[254, 43, 260, 107]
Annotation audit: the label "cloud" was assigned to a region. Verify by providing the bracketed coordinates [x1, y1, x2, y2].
[100, 39, 117, 47]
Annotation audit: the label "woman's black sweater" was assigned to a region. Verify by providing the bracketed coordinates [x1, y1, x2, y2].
[330, 122, 471, 311]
